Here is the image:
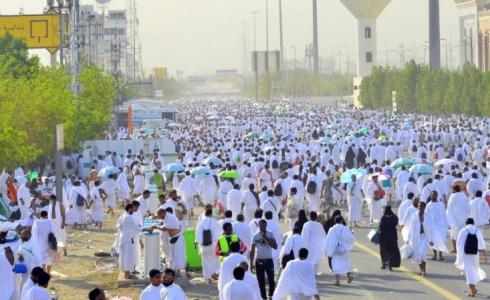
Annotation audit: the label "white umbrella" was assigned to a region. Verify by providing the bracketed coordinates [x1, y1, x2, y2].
[434, 158, 458, 167]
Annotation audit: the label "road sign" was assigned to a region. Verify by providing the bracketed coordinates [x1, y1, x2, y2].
[56, 124, 64, 151]
[0, 12, 63, 53]
[154, 67, 167, 79]
[251, 50, 281, 73]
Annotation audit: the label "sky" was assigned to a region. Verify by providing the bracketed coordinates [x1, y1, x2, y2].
[2, 0, 460, 75]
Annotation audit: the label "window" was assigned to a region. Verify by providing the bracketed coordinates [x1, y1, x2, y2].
[366, 52, 373, 63]
[365, 27, 371, 39]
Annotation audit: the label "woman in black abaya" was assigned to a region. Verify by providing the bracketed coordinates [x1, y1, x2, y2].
[378, 206, 401, 270]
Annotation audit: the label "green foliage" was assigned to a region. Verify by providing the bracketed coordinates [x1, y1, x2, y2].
[0, 32, 39, 79]
[68, 65, 115, 151]
[359, 61, 490, 116]
[243, 71, 352, 99]
[0, 33, 116, 169]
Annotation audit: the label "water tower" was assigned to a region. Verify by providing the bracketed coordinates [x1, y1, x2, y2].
[340, 0, 391, 106]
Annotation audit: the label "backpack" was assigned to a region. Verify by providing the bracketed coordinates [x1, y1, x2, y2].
[76, 193, 86, 207]
[457, 153, 463, 162]
[273, 183, 283, 197]
[66, 160, 73, 170]
[202, 229, 213, 246]
[271, 160, 279, 169]
[464, 231, 479, 255]
[306, 181, 317, 194]
[333, 228, 347, 255]
[48, 232, 58, 251]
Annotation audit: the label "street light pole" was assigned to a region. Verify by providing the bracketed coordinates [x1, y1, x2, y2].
[57, 0, 64, 65]
[312, 0, 319, 75]
[265, 0, 270, 72]
[279, 0, 284, 73]
[292, 46, 297, 70]
[252, 11, 259, 101]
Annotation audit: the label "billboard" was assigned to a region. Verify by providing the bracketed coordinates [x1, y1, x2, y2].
[252, 50, 281, 73]
[0, 12, 62, 53]
[153, 67, 167, 79]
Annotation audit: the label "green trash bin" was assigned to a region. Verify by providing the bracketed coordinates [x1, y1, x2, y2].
[183, 228, 202, 270]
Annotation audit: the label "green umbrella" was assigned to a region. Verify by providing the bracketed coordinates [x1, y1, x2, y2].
[390, 158, 414, 169]
[378, 135, 389, 142]
[25, 171, 39, 181]
[218, 170, 240, 179]
[357, 128, 369, 136]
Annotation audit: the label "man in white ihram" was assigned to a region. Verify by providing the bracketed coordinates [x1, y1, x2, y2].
[118, 203, 141, 279]
[324, 215, 355, 286]
[301, 211, 326, 274]
[446, 185, 470, 253]
[273, 248, 320, 300]
[218, 241, 247, 299]
[195, 207, 221, 282]
[222, 266, 256, 300]
[455, 218, 488, 297]
[140, 269, 162, 300]
[160, 268, 188, 300]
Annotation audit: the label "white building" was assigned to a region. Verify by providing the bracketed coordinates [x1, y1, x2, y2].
[455, 0, 490, 71]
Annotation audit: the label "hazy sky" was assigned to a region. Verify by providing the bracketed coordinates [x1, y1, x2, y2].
[3, 0, 460, 75]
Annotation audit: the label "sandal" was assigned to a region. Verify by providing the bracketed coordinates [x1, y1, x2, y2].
[347, 274, 354, 283]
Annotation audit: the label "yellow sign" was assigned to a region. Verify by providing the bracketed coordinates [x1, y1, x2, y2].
[154, 67, 167, 79]
[0, 13, 61, 53]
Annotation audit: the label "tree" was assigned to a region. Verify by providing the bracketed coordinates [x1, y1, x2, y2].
[0, 32, 39, 79]
[0, 33, 117, 170]
[68, 65, 115, 150]
[0, 127, 40, 169]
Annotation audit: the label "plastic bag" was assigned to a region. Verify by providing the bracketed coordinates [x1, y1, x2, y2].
[400, 244, 413, 260]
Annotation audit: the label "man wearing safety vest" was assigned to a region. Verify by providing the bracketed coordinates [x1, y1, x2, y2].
[215, 222, 247, 259]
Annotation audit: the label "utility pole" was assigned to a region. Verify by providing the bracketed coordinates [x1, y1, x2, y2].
[292, 46, 297, 70]
[57, 0, 64, 65]
[265, 0, 270, 72]
[242, 21, 248, 76]
[429, 0, 441, 69]
[338, 51, 342, 74]
[70, 0, 80, 95]
[278, 0, 284, 73]
[252, 11, 259, 101]
[312, 0, 319, 75]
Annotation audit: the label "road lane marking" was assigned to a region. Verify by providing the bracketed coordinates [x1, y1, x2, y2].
[354, 241, 461, 300]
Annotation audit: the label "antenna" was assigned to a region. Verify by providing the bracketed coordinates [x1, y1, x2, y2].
[126, 0, 143, 82]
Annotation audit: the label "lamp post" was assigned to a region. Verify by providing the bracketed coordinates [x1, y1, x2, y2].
[312, 0, 319, 74]
[251, 10, 259, 101]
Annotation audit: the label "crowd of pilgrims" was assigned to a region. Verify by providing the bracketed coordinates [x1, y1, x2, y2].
[0, 100, 489, 299]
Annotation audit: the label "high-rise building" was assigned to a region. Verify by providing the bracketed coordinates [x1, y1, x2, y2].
[79, 5, 104, 66]
[455, 0, 490, 71]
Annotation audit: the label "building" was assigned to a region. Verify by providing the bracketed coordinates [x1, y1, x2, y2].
[79, 5, 104, 66]
[76, 7, 128, 76]
[455, 0, 490, 71]
[101, 10, 128, 75]
[339, 0, 391, 107]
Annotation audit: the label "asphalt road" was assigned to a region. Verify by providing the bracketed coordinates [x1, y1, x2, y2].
[182, 206, 490, 300]
[295, 210, 489, 300]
